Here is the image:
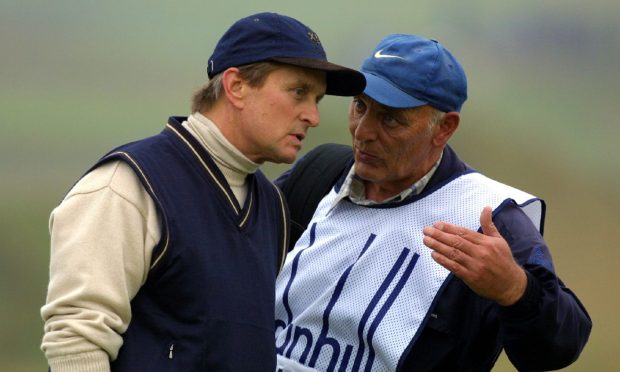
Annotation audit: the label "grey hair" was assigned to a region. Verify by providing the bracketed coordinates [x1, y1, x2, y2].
[191, 61, 282, 114]
[429, 108, 445, 125]
[427, 108, 446, 134]
[191, 73, 224, 113]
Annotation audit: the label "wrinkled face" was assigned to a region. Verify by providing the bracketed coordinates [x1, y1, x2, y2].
[239, 65, 326, 164]
[348, 95, 441, 198]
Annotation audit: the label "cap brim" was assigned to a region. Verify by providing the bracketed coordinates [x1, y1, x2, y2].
[271, 57, 366, 97]
[362, 72, 427, 109]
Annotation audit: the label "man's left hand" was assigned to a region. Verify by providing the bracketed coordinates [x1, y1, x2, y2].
[422, 206, 527, 306]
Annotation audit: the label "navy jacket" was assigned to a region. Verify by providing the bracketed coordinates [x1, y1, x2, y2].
[276, 144, 591, 371]
[97, 117, 288, 371]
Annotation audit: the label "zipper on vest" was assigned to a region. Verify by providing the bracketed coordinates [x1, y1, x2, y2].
[168, 343, 175, 359]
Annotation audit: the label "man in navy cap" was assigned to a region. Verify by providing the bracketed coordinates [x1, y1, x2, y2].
[275, 34, 591, 371]
[40, 13, 364, 371]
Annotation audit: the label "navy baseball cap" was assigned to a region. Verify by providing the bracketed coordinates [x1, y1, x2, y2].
[361, 34, 467, 112]
[207, 12, 365, 96]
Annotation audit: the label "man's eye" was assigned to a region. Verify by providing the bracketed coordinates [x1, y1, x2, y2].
[353, 98, 366, 113]
[382, 114, 400, 127]
[293, 88, 306, 97]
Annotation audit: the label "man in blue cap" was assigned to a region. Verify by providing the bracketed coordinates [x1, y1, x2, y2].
[40, 13, 364, 371]
[274, 34, 591, 371]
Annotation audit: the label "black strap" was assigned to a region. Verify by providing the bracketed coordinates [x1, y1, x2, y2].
[279, 143, 353, 250]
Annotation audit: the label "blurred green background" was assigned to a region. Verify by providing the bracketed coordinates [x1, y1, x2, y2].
[2, 0, 618, 370]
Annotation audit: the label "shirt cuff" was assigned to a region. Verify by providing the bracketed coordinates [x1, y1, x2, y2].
[48, 350, 110, 372]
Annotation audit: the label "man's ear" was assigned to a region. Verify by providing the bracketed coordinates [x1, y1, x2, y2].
[433, 112, 460, 147]
[221, 67, 245, 109]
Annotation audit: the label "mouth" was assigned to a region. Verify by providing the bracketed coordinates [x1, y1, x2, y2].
[355, 147, 380, 163]
[290, 132, 305, 143]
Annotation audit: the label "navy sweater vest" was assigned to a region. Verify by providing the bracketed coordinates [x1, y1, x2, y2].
[95, 118, 287, 371]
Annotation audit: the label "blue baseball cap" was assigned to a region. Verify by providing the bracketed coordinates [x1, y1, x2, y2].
[361, 34, 467, 112]
[207, 12, 365, 97]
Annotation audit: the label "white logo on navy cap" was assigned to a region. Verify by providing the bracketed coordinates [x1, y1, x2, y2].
[308, 31, 321, 44]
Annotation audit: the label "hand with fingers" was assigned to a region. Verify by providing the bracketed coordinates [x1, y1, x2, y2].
[422, 206, 527, 306]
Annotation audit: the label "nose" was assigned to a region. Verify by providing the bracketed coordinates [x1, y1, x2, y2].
[352, 112, 377, 142]
[301, 102, 321, 128]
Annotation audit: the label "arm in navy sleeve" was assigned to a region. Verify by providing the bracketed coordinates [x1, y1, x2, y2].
[273, 168, 292, 189]
[493, 202, 592, 371]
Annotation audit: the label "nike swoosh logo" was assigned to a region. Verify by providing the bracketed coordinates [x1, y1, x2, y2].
[374, 49, 405, 59]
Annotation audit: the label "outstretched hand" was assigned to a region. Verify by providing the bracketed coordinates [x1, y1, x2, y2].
[422, 206, 527, 306]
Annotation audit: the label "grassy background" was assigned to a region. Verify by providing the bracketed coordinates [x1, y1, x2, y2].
[1, 0, 618, 370]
